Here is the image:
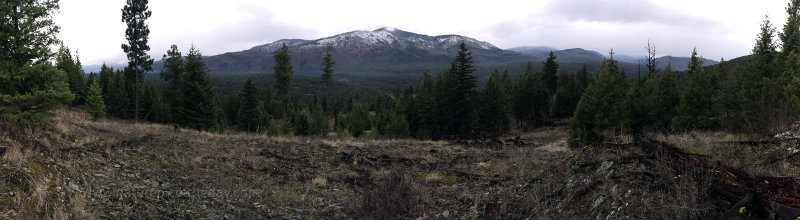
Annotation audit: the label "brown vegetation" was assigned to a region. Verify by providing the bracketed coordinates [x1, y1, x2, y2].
[0, 108, 798, 218]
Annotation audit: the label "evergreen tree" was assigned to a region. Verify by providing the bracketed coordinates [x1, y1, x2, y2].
[293, 108, 312, 136]
[175, 45, 220, 131]
[781, 0, 800, 58]
[121, 0, 154, 122]
[273, 43, 294, 111]
[237, 79, 261, 132]
[85, 77, 106, 119]
[542, 52, 559, 94]
[513, 62, 537, 127]
[674, 48, 715, 130]
[0, 0, 60, 67]
[309, 101, 329, 136]
[320, 52, 335, 85]
[346, 103, 370, 137]
[649, 65, 678, 130]
[477, 70, 511, 138]
[568, 52, 627, 148]
[106, 70, 131, 118]
[160, 44, 183, 121]
[444, 42, 478, 137]
[86, 72, 98, 94]
[0, 0, 74, 125]
[98, 64, 113, 98]
[139, 80, 164, 122]
[56, 46, 86, 104]
[408, 70, 438, 139]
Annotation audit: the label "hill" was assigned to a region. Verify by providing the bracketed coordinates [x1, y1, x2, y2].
[152, 28, 531, 78]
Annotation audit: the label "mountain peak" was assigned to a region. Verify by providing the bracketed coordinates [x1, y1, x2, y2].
[374, 27, 399, 32]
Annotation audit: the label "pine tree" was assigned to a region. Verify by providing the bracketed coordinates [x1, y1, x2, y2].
[0, 0, 74, 125]
[56, 46, 86, 104]
[175, 45, 220, 131]
[121, 0, 154, 123]
[98, 64, 113, 98]
[674, 48, 715, 130]
[85, 77, 106, 119]
[273, 43, 294, 111]
[237, 79, 261, 132]
[293, 108, 312, 136]
[568, 52, 627, 148]
[649, 65, 678, 130]
[320, 52, 335, 85]
[477, 70, 511, 138]
[445, 42, 477, 137]
[160, 44, 183, 121]
[346, 103, 371, 137]
[106, 70, 130, 118]
[542, 51, 559, 94]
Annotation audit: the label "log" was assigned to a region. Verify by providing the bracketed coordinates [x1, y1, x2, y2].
[643, 139, 800, 218]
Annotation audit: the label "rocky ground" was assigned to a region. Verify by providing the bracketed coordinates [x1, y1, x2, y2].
[0, 109, 799, 219]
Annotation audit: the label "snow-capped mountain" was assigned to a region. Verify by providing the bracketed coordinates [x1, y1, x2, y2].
[161, 28, 530, 76]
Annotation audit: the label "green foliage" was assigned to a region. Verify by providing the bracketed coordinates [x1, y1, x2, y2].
[345, 103, 370, 137]
[568, 52, 627, 148]
[140, 80, 168, 122]
[237, 79, 262, 132]
[554, 66, 588, 117]
[292, 108, 312, 136]
[174, 45, 221, 131]
[273, 43, 294, 104]
[160, 44, 183, 121]
[0, 63, 74, 125]
[121, 0, 154, 122]
[649, 65, 678, 130]
[98, 64, 113, 100]
[476, 70, 511, 138]
[383, 112, 410, 139]
[541, 51, 559, 95]
[673, 48, 715, 130]
[56, 46, 86, 104]
[0, 0, 61, 67]
[321, 52, 335, 85]
[0, 0, 73, 125]
[85, 77, 106, 119]
[443, 42, 478, 137]
[512, 62, 549, 128]
[106, 70, 131, 118]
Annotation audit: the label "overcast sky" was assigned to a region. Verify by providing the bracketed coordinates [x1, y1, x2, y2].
[55, 0, 789, 66]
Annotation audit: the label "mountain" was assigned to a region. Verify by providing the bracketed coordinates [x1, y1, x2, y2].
[155, 27, 532, 77]
[507, 46, 558, 57]
[509, 47, 605, 64]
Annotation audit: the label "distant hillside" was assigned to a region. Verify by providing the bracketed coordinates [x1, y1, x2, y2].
[509, 46, 719, 72]
[152, 28, 531, 78]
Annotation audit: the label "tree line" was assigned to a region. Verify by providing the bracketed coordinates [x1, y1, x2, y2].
[5, 0, 800, 144]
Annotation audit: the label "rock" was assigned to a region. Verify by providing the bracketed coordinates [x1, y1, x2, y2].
[442, 210, 449, 217]
[775, 131, 800, 139]
[113, 164, 121, 168]
[68, 182, 80, 192]
[94, 173, 105, 177]
[788, 147, 800, 154]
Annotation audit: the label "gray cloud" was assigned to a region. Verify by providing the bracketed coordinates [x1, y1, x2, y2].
[484, 0, 740, 60]
[148, 4, 318, 60]
[546, 0, 717, 26]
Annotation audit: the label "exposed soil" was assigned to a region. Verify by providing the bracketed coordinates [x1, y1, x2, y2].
[0, 109, 799, 219]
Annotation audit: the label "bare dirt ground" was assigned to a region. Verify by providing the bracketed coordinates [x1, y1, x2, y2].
[0, 109, 798, 219]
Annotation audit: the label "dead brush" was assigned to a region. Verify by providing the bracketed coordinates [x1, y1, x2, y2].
[356, 170, 421, 218]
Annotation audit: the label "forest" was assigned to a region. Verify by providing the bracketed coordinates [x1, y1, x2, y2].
[3, 0, 800, 147]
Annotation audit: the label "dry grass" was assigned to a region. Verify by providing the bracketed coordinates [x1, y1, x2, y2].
[311, 177, 328, 187]
[3, 108, 797, 218]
